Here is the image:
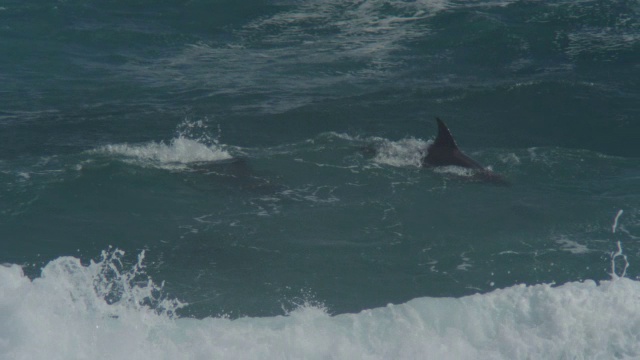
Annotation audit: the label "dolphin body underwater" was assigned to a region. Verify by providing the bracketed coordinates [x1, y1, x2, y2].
[423, 118, 509, 186]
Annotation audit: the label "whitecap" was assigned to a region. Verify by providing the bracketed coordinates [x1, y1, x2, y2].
[2, 253, 640, 360]
[94, 137, 233, 170]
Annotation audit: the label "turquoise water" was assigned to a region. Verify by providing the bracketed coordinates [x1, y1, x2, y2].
[1, 0, 639, 358]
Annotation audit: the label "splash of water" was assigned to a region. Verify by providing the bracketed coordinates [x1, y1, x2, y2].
[92, 248, 186, 318]
[610, 209, 629, 280]
[612, 209, 624, 234]
[93, 119, 233, 169]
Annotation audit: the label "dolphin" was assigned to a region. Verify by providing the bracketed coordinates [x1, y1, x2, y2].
[423, 118, 509, 186]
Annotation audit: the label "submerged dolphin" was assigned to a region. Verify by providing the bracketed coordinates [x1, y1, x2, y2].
[423, 118, 509, 185]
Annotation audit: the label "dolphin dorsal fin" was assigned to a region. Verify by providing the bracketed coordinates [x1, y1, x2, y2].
[433, 117, 459, 150]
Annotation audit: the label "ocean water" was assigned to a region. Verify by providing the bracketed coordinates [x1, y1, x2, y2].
[1, 0, 639, 359]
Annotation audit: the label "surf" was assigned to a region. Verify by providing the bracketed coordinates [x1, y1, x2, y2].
[1, 247, 639, 360]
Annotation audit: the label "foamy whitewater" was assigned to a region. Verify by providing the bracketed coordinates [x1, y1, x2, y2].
[2, 250, 640, 359]
[95, 137, 232, 170]
[93, 121, 233, 170]
[1, 211, 638, 360]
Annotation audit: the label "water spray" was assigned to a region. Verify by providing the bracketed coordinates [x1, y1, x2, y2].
[610, 209, 629, 280]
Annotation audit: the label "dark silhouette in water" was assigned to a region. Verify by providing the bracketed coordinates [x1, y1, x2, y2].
[423, 118, 509, 186]
[189, 158, 278, 192]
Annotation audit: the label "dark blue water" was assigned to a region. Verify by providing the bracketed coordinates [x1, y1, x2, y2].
[1, 1, 639, 358]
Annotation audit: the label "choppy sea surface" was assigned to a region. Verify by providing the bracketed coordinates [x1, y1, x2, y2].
[1, 0, 639, 358]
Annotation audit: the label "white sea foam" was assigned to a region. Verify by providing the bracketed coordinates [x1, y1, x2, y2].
[432, 165, 477, 178]
[565, 26, 640, 60]
[372, 138, 430, 168]
[2, 251, 640, 359]
[120, 0, 521, 114]
[556, 237, 591, 254]
[613, 209, 624, 234]
[94, 137, 232, 170]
